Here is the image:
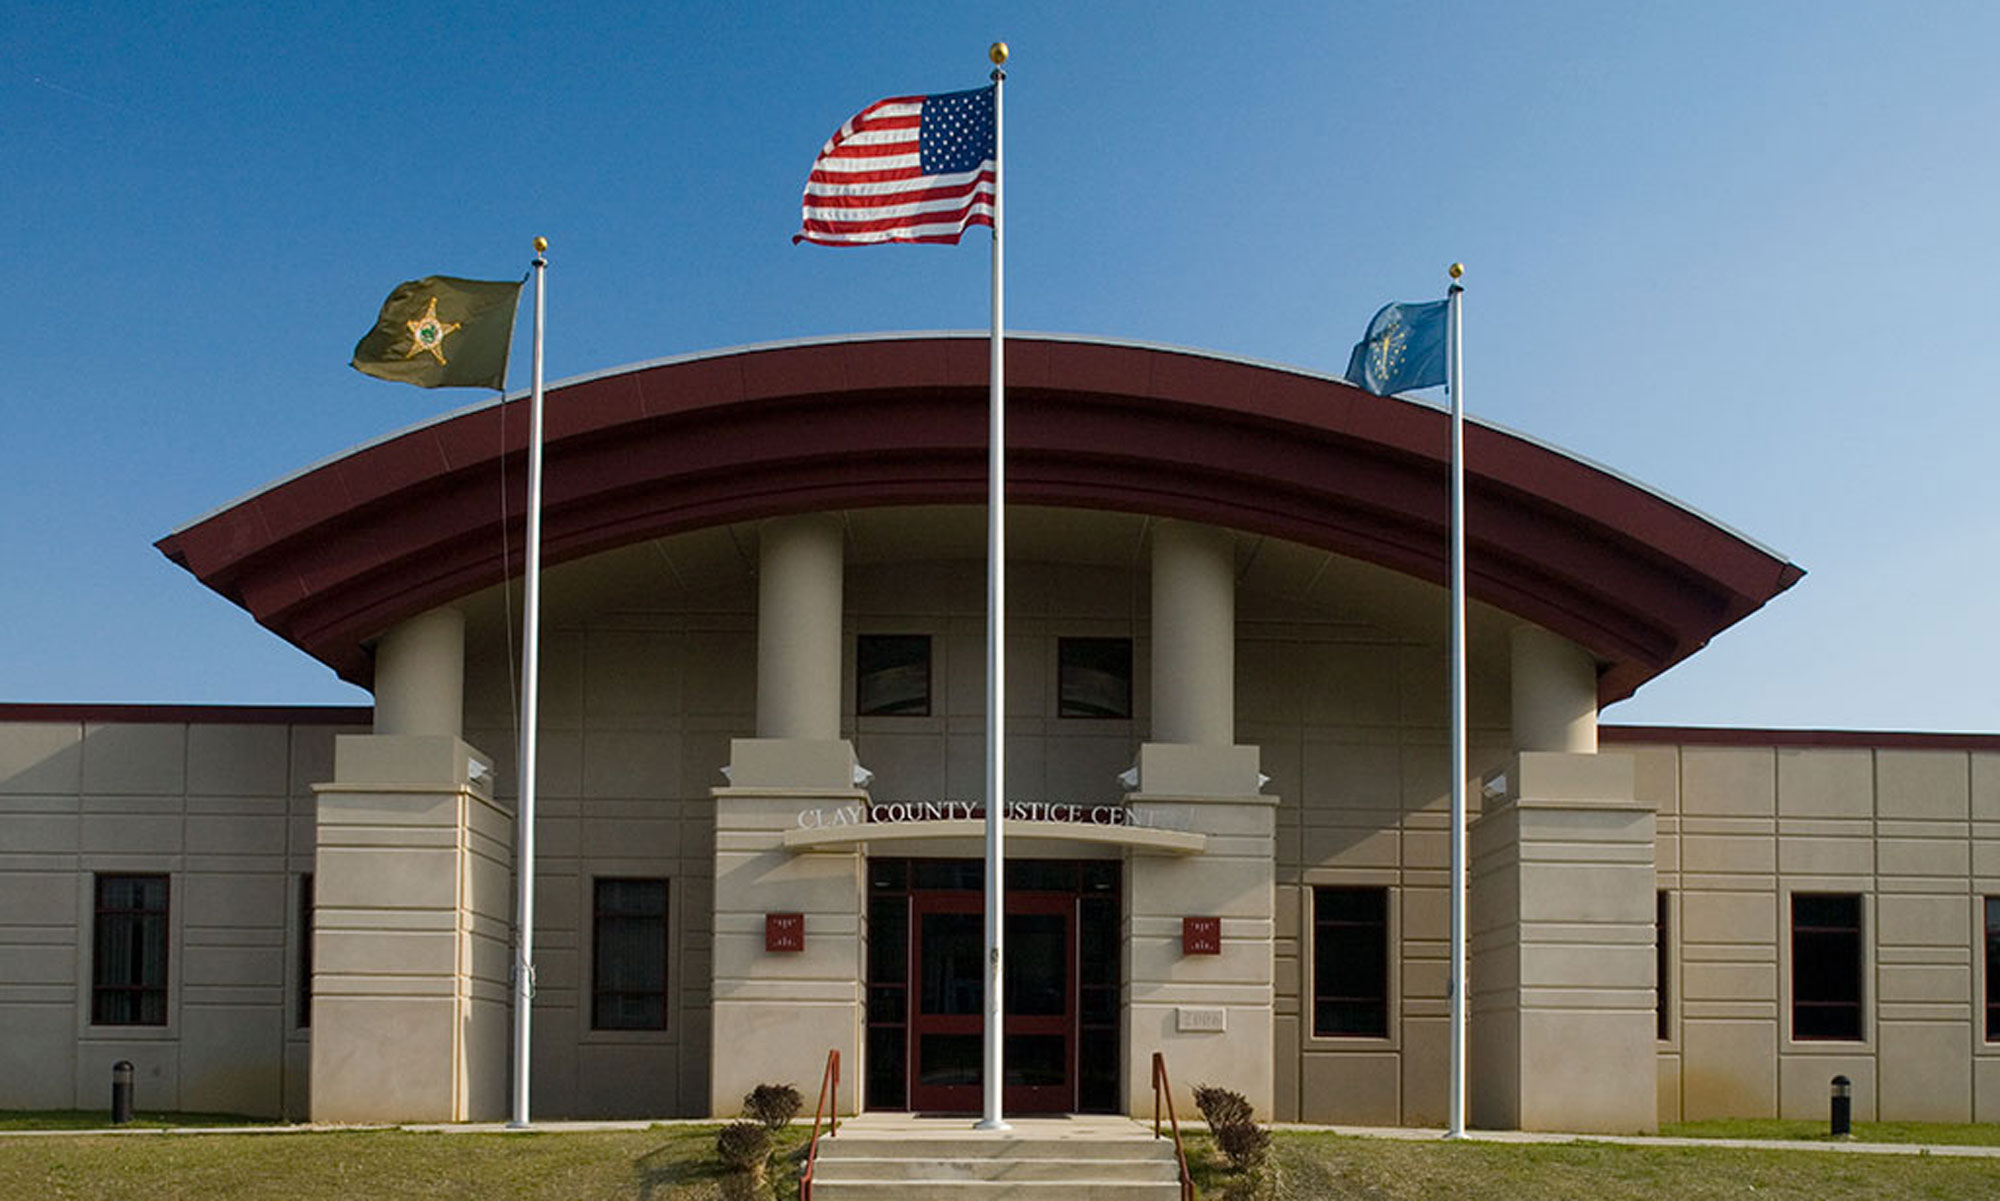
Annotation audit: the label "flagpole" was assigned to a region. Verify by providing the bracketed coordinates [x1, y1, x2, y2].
[1445, 262, 1467, 1139]
[508, 236, 548, 1129]
[976, 40, 1011, 1135]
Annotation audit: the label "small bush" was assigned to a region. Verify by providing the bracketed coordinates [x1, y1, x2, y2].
[1214, 1119, 1271, 1171]
[715, 1121, 773, 1178]
[1193, 1084, 1253, 1132]
[741, 1082, 803, 1130]
[1193, 1083, 1269, 1174]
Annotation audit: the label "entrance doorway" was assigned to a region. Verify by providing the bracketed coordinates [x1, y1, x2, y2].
[865, 858, 1120, 1114]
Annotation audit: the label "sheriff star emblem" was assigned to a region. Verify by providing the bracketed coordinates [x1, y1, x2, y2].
[404, 296, 461, 366]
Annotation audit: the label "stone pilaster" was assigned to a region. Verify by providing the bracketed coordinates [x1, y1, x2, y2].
[310, 734, 509, 1122]
[710, 739, 866, 1116]
[1123, 750, 1275, 1120]
[1469, 751, 1656, 1132]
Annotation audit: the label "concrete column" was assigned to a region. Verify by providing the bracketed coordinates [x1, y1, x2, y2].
[1139, 521, 1259, 797]
[310, 735, 508, 1122]
[1150, 520, 1236, 746]
[756, 515, 844, 742]
[1469, 751, 1656, 1133]
[372, 606, 465, 738]
[1510, 624, 1597, 754]
[1125, 520, 1271, 1116]
[719, 514, 863, 1115]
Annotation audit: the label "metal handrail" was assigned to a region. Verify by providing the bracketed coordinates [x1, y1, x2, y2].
[800, 1048, 840, 1201]
[1151, 1051, 1196, 1201]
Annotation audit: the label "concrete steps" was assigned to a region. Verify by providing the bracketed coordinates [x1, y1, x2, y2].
[803, 1115, 1188, 1201]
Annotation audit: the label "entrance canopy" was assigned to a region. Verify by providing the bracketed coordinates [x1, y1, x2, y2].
[157, 333, 1802, 703]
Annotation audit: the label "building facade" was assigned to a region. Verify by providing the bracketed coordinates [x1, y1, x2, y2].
[4, 335, 1998, 1130]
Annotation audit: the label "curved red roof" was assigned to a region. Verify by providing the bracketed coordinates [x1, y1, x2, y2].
[156, 333, 1803, 702]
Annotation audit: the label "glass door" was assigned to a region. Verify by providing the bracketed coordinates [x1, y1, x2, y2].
[906, 891, 1075, 1113]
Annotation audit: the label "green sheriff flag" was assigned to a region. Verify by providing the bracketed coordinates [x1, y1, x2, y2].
[351, 275, 523, 389]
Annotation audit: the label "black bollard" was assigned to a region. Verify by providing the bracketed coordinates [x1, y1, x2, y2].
[111, 1060, 135, 1125]
[1829, 1074, 1851, 1138]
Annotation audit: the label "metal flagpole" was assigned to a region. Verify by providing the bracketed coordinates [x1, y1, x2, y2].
[976, 41, 1011, 1134]
[1444, 261, 1467, 1139]
[509, 236, 549, 1129]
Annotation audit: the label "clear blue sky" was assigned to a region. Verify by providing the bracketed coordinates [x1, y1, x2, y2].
[5, 2, 1997, 732]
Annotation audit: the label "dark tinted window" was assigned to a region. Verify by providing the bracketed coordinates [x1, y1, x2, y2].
[857, 635, 931, 716]
[593, 878, 668, 1030]
[94, 874, 169, 1026]
[298, 873, 314, 1029]
[1792, 893, 1862, 1041]
[1314, 887, 1389, 1038]
[1059, 638, 1133, 719]
[1985, 898, 2000, 1041]
[1657, 891, 1670, 1041]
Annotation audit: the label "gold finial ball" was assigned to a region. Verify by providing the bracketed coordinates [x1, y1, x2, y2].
[1448, 262, 1464, 279]
[534, 236, 549, 253]
[989, 41, 1009, 65]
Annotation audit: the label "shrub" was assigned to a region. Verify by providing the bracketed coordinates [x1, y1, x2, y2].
[1193, 1083, 1269, 1174]
[715, 1121, 773, 1180]
[1193, 1084, 1253, 1132]
[1214, 1119, 1271, 1172]
[741, 1082, 803, 1130]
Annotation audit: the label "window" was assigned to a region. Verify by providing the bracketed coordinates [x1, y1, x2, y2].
[1058, 637, 1133, 719]
[593, 878, 669, 1030]
[1313, 887, 1389, 1037]
[1792, 893, 1863, 1041]
[1656, 891, 1670, 1040]
[93, 874, 169, 1026]
[857, 634, 931, 716]
[1986, 897, 2000, 1041]
[297, 874, 314, 1029]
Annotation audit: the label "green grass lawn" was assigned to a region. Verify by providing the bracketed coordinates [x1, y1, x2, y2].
[1243, 1130, 2000, 1201]
[2, 1123, 1995, 1201]
[1, 1126, 728, 1201]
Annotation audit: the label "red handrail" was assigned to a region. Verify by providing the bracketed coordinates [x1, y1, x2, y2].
[800, 1049, 840, 1201]
[1151, 1051, 1196, 1201]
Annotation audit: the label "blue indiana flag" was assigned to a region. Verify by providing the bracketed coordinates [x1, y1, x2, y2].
[1344, 299, 1449, 396]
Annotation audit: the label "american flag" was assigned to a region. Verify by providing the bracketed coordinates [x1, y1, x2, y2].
[795, 86, 996, 246]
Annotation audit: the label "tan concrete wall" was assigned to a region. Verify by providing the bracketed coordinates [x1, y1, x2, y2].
[843, 559, 1147, 812]
[462, 596, 752, 1119]
[448, 556, 1180, 1119]
[1643, 740, 2000, 1124]
[13, 522, 2000, 1130]
[1248, 611, 1513, 1128]
[0, 717, 352, 1119]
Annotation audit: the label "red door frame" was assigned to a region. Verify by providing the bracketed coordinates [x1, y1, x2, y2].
[906, 890, 1076, 1113]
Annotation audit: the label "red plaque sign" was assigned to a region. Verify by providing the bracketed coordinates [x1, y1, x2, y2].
[766, 912, 805, 953]
[1183, 916, 1221, 955]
